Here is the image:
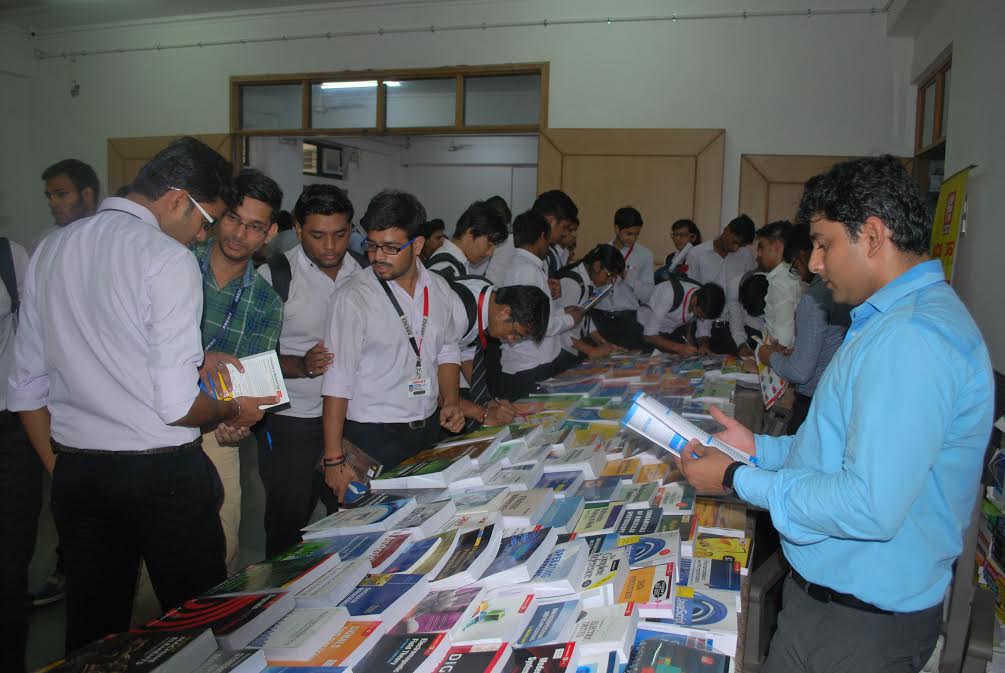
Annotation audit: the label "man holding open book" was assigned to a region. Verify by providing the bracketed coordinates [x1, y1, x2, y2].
[679, 156, 994, 673]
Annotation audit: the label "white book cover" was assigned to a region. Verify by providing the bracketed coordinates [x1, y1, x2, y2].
[498, 489, 555, 528]
[224, 350, 290, 410]
[528, 540, 589, 598]
[450, 487, 511, 514]
[579, 547, 629, 608]
[302, 500, 418, 539]
[295, 559, 373, 609]
[570, 603, 639, 663]
[435, 511, 501, 535]
[447, 591, 537, 646]
[257, 607, 350, 661]
[507, 441, 554, 468]
[621, 531, 681, 570]
[543, 445, 606, 480]
[391, 499, 457, 538]
[447, 460, 504, 491]
[485, 463, 545, 492]
[624, 393, 752, 465]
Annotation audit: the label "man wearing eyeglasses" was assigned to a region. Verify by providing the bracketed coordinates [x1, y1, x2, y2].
[7, 137, 276, 653]
[427, 200, 508, 280]
[321, 190, 464, 502]
[190, 168, 284, 575]
[754, 220, 804, 349]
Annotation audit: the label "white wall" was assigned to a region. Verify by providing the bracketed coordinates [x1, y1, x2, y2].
[0, 29, 37, 243]
[249, 134, 537, 231]
[12, 0, 915, 248]
[908, 0, 1005, 370]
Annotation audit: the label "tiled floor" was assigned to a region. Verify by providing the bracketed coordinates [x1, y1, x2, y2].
[25, 436, 284, 670]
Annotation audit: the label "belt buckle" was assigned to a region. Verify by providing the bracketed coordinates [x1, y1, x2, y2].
[408, 419, 426, 430]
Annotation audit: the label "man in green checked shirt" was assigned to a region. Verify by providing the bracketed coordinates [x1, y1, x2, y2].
[192, 169, 284, 574]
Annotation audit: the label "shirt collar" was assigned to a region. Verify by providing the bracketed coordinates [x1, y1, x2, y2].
[514, 247, 545, 268]
[199, 238, 255, 290]
[853, 259, 946, 321]
[441, 238, 470, 266]
[98, 197, 159, 229]
[766, 262, 792, 281]
[294, 244, 360, 284]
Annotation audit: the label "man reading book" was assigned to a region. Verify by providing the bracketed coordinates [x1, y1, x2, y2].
[321, 190, 465, 500]
[679, 155, 993, 673]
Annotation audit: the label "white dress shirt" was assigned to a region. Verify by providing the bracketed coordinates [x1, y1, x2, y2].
[322, 261, 460, 423]
[427, 238, 470, 278]
[600, 240, 655, 311]
[763, 262, 804, 348]
[0, 239, 28, 411]
[556, 263, 593, 353]
[258, 246, 361, 418]
[639, 279, 701, 337]
[448, 276, 493, 364]
[7, 198, 204, 449]
[500, 248, 574, 374]
[687, 241, 756, 347]
[473, 234, 514, 286]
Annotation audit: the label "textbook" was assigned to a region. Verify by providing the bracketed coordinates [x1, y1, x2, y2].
[450, 487, 511, 514]
[301, 499, 417, 539]
[420, 438, 499, 467]
[499, 489, 556, 528]
[254, 607, 350, 661]
[41, 630, 218, 673]
[599, 458, 642, 480]
[139, 591, 295, 650]
[449, 460, 504, 490]
[616, 507, 663, 537]
[295, 559, 373, 608]
[573, 502, 625, 536]
[503, 643, 579, 673]
[436, 511, 501, 535]
[542, 445, 605, 480]
[573, 651, 622, 673]
[265, 619, 384, 669]
[223, 350, 290, 410]
[534, 469, 584, 498]
[693, 499, 747, 537]
[291, 531, 390, 566]
[570, 603, 639, 663]
[479, 526, 558, 585]
[372, 455, 475, 489]
[448, 590, 536, 646]
[515, 597, 581, 648]
[635, 463, 670, 485]
[678, 558, 742, 592]
[692, 535, 752, 568]
[659, 481, 697, 515]
[430, 644, 512, 673]
[486, 463, 546, 492]
[390, 586, 484, 635]
[393, 499, 458, 538]
[673, 587, 740, 634]
[626, 638, 730, 673]
[617, 562, 677, 619]
[611, 481, 660, 510]
[428, 524, 504, 590]
[368, 531, 417, 572]
[527, 540, 589, 597]
[383, 529, 459, 577]
[203, 552, 340, 597]
[192, 650, 266, 673]
[622, 531, 681, 570]
[535, 496, 585, 535]
[579, 547, 629, 608]
[353, 632, 451, 673]
[577, 476, 625, 504]
[337, 574, 429, 625]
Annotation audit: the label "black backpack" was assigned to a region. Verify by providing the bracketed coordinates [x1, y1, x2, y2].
[552, 266, 588, 304]
[267, 249, 371, 303]
[426, 252, 466, 280]
[664, 273, 702, 313]
[0, 237, 18, 317]
[445, 275, 493, 338]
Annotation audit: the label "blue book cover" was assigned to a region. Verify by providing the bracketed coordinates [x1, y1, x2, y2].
[535, 471, 582, 495]
[578, 476, 623, 503]
[538, 496, 585, 531]
[678, 558, 742, 592]
[483, 528, 552, 578]
[578, 532, 620, 555]
[382, 536, 440, 574]
[338, 573, 425, 617]
[296, 532, 384, 563]
[516, 599, 580, 647]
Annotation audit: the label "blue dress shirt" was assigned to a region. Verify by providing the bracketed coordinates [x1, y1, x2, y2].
[734, 260, 993, 611]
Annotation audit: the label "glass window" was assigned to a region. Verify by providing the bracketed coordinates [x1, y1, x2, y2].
[311, 81, 379, 129]
[464, 74, 541, 126]
[921, 82, 936, 148]
[240, 84, 302, 130]
[385, 79, 456, 128]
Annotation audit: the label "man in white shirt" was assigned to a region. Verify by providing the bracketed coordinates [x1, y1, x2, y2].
[7, 137, 275, 652]
[754, 221, 804, 348]
[499, 210, 583, 399]
[427, 200, 508, 279]
[321, 191, 464, 500]
[686, 214, 757, 355]
[533, 190, 577, 279]
[257, 184, 362, 557]
[471, 195, 513, 285]
[640, 278, 726, 355]
[591, 206, 654, 350]
[30, 159, 100, 254]
[554, 244, 624, 360]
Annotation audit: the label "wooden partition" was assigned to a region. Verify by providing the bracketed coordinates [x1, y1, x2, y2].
[538, 129, 725, 266]
[108, 134, 234, 194]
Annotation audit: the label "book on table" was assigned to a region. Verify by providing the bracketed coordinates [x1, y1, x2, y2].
[371, 455, 475, 489]
[337, 573, 430, 625]
[447, 589, 537, 646]
[622, 530, 681, 570]
[616, 507, 663, 538]
[477, 526, 558, 585]
[202, 551, 341, 597]
[382, 528, 461, 577]
[301, 498, 417, 539]
[138, 591, 295, 650]
[251, 606, 350, 662]
[264, 619, 385, 670]
[617, 561, 678, 619]
[38, 630, 218, 673]
[573, 502, 625, 536]
[526, 539, 589, 597]
[485, 463, 545, 491]
[392, 499, 458, 538]
[450, 486, 511, 514]
[191, 649, 266, 673]
[427, 524, 504, 590]
[501, 643, 579, 673]
[498, 488, 556, 528]
[579, 547, 629, 608]
[534, 469, 585, 498]
[294, 558, 374, 609]
[515, 596, 581, 648]
[535, 496, 585, 534]
[570, 603, 639, 663]
[352, 631, 452, 673]
[389, 585, 484, 635]
[429, 643, 513, 673]
[626, 637, 730, 673]
[678, 557, 742, 592]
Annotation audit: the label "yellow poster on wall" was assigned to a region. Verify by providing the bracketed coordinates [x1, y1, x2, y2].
[929, 166, 971, 283]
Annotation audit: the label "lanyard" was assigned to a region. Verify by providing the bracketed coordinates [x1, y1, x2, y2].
[622, 244, 636, 263]
[476, 285, 491, 349]
[201, 251, 247, 352]
[378, 279, 429, 373]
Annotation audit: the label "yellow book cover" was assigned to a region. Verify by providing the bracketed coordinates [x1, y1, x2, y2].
[601, 458, 641, 480]
[636, 463, 669, 484]
[693, 535, 751, 566]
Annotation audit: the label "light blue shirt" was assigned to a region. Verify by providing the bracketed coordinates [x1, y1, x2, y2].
[734, 260, 993, 611]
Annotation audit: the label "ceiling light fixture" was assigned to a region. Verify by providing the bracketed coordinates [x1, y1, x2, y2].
[321, 80, 401, 89]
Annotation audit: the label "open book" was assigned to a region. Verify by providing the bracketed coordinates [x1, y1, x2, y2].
[218, 350, 290, 410]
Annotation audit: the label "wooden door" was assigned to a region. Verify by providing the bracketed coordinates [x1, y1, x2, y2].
[538, 129, 725, 268]
[107, 134, 234, 194]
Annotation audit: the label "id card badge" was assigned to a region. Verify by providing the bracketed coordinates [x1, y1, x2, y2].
[407, 376, 430, 398]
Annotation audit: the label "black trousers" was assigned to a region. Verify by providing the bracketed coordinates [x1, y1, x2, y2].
[708, 322, 739, 355]
[590, 309, 647, 351]
[787, 393, 813, 435]
[52, 444, 226, 653]
[498, 360, 556, 401]
[0, 412, 42, 673]
[257, 414, 340, 558]
[343, 411, 441, 471]
[552, 349, 583, 377]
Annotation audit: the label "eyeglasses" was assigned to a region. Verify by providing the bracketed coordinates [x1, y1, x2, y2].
[222, 210, 270, 237]
[362, 237, 416, 255]
[505, 317, 531, 343]
[170, 187, 215, 229]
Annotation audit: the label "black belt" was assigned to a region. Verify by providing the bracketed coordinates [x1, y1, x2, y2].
[51, 437, 204, 457]
[373, 412, 438, 432]
[791, 570, 891, 614]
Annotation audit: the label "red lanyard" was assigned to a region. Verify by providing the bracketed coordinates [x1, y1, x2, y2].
[622, 244, 636, 263]
[476, 286, 490, 349]
[681, 287, 697, 323]
[417, 287, 429, 357]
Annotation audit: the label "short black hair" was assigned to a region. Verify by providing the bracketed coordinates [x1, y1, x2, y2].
[276, 210, 293, 231]
[727, 214, 756, 246]
[132, 136, 232, 203]
[755, 220, 794, 260]
[485, 195, 512, 226]
[294, 184, 354, 227]
[42, 159, 100, 198]
[532, 190, 578, 222]
[512, 209, 550, 248]
[696, 282, 726, 320]
[796, 155, 931, 255]
[672, 218, 702, 244]
[738, 272, 769, 317]
[114, 184, 130, 198]
[454, 201, 508, 245]
[360, 190, 426, 238]
[423, 218, 446, 238]
[614, 206, 643, 230]
[783, 221, 813, 263]
[494, 285, 550, 341]
[581, 243, 626, 275]
[227, 168, 283, 222]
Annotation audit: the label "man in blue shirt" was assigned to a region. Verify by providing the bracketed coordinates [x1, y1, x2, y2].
[681, 155, 993, 673]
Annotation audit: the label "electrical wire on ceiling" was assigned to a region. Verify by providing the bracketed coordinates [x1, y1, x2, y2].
[33, 2, 898, 61]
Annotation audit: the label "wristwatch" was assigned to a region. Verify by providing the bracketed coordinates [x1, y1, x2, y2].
[722, 461, 744, 491]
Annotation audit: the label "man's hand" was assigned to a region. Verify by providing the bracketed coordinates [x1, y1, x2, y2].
[323, 462, 354, 502]
[709, 406, 756, 455]
[679, 440, 734, 493]
[565, 306, 584, 326]
[214, 423, 250, 445]
[304, 340, 334, 378]
[230, 395, 279, 428]
[439, 404, 465, 433]
[757, 342, 785, 365]
[548, 278, 562, 300]
[737, 343, 754, 358]
[200, 351, 243, 395]
[484, 399, 516, 426]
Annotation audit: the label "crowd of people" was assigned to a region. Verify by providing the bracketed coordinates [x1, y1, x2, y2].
[0, 139, 993, 673]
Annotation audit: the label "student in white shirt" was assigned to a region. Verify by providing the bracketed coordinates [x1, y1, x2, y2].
[686, 214, 758, 354]
[419, 218, 446, 263]
[754, 220, 804, 348]
[427, 201, 508, 279]
[321, 190, 464, 499]
[590, 206, 654, 350]
[554, 244, 625, 360]
[471, 195, 513, 285]
[640, 278, 726, 355]
[655, 218, 702, 283]
[30, 159, 100, 254]
[533, 190, 578, 280]
[256, 185, 362, 557]
[499, 210, 583, 399]
[7, 137, 274, 652]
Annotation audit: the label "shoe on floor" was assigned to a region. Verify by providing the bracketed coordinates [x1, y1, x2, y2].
[31, 572, 65, 607]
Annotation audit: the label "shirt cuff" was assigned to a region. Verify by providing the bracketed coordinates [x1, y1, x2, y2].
[733, 465, 774, 510]
[5, 377, 50, 412]
[437, 343, 462, 366]
[321, 374, 355, 399]
[150, 365, 200, 424]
